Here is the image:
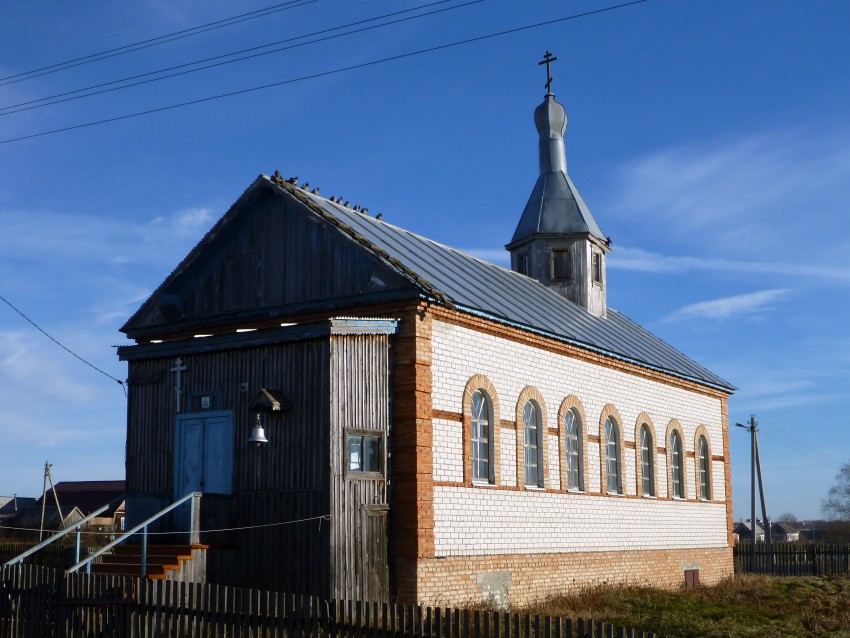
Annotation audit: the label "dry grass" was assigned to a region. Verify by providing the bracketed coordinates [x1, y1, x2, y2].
[512, 575, 850, 637]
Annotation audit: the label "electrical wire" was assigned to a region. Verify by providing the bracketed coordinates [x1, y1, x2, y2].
[0, 293, 126, 394]
[0, 0, 480, 116]
[0, 0, 317, 87]
[757, 419, 845, 467]
[0, 514, 330, 536]
[0, 0, 650, 146]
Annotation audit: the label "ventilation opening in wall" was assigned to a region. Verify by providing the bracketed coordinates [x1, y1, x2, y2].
[684, 568, 700, 590]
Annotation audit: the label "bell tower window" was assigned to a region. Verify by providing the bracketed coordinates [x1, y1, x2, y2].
[551, 249, 571, 280]
[592, 252, 603, 284]
[518, 254, 530, 276]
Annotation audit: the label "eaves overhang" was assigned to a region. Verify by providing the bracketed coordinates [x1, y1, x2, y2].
[119, 318, 398, 361]
[453, 303, 736, 394]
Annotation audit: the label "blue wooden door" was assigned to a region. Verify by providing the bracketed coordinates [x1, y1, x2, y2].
[175, 411, 234, 497]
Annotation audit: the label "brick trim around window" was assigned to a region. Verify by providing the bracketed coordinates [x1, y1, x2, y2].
[462, 374, 501, 486]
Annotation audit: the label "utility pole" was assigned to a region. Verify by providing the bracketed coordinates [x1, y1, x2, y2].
[736, 415, 771, 573]
[38, 461, 63, 541]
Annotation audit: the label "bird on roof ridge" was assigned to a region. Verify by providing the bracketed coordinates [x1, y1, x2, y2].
[287, 176, 298, 184]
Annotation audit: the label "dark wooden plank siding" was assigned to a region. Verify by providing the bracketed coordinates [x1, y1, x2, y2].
[329, 334, 392, 602]
[126, 338, 329, 497]
[125, 336, 331, 596]
[129, 188, 411, 333]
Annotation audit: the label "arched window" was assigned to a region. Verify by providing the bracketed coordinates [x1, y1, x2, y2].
[604, 416, 621, 494]
[669, 430, 684, 499]
[523, 401, 543, 487]
[564, 407, 583, 490]
[698, 435, 711, 500]
[639, 424, 655, 496]
[471, 390, 494, 483]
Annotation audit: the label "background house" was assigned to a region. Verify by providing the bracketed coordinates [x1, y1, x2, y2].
[734, 520, 766, 543]
[38, 480, 126, 533]
[770, 521, 800, 543]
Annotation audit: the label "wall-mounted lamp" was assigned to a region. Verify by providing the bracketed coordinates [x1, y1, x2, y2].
[247, 388, 292, 447]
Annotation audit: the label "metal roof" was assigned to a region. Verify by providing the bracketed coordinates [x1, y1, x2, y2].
[277, 177, 733, 392]
[510, 170, 606, 244]
[509, 93, 606, 246]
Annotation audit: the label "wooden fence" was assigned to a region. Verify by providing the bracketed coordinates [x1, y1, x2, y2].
[734, 543, 850, 576]
[1, 564, 663, 638]
[0, 544, 100, 571]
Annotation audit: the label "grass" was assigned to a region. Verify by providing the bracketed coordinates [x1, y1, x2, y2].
[514, 575, 850, 637]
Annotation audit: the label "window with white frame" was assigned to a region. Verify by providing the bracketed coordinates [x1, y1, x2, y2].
[564, 407, 583, 490]
[670, 430, 684, 498]
[523, 401, 544, 487]
[346, 430, 383, 477]
[604, 416, 621, 493]
[698, 435, 711, 500]
[640, 424, 655, 496]
[471, 390, 494, 483]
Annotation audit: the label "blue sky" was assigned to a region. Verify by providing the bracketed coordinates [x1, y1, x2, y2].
[1, 0, 848, 521]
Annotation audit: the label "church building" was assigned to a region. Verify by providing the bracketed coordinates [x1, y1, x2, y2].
[118, 57, 735, 605]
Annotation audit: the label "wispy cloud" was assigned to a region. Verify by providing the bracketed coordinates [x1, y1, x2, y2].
[610, 246, 850, 282]
[0, 206, 213, 268]
[608, 127, 850, 255]
[662, 288, 791, 322]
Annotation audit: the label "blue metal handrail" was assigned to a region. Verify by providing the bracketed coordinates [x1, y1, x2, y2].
[66, 491, 201, 577]
[3, 499, 118, 568]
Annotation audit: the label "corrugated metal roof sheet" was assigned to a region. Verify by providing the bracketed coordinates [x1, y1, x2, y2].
[282, 179, 733, 392]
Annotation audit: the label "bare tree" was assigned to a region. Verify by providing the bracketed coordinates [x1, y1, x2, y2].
[822, 463, 850, 519]
[777, 512, 798, 523]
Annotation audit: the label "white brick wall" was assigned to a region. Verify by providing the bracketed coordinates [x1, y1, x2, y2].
[432, 486, 728, 555]
[500, 428, 516, 486]
[429, 319, 729, 554]
[548, 434, 560, 489]
[433, 418, 463, 482]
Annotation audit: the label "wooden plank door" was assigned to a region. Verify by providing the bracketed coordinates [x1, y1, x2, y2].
[174, 411, 234, 528]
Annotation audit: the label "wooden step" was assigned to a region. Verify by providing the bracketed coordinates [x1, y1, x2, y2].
[89, 544, 207, 580]
[90, 563, 168, 579]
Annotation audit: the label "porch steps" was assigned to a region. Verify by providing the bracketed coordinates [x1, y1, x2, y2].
[90, 544, 208, 580]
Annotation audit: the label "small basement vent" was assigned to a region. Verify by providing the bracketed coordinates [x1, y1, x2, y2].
[684, 568, 700, 589]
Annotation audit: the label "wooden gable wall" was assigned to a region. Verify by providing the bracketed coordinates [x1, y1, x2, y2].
[124, 184, 414, 338]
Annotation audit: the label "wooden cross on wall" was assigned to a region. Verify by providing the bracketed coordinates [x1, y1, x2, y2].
[170, 357, 187, 413]
[539, 51, 558, 94]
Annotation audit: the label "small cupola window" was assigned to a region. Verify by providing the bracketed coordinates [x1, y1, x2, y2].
[592, 252, 603, 284]
[551, 249, 571, 280]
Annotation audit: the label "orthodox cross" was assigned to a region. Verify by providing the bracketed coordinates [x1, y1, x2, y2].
[539, 51, 558, 93]
[170, 357, 187, 413]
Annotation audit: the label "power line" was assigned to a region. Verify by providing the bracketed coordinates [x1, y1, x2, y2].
[0, 293, 126, 394]
[0, 0, 650, 146]
[0, 514, 330, 536]
[0, 0, 477, 117]
[0, 0, 316, 87]
[759, 418, 846, 467]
